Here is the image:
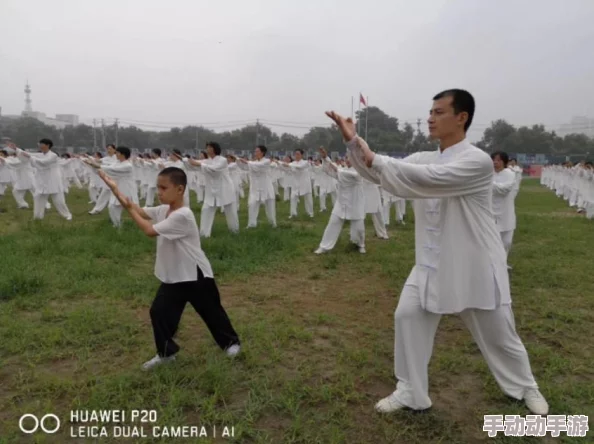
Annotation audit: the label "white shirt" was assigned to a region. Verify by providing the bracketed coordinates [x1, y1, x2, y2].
[144, 205, 214, 283]
[237, 158, 275, 204]
[347, 137, 510, 314]
[322, 158, 364, 220]
[492, 168, 517, 232]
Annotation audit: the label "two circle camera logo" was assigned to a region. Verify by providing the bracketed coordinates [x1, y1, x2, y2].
[19, 414, 61, 434]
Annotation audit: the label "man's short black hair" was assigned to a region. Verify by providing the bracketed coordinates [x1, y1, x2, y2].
[206, 142, 222, 156]
[433, 89, 475, 132]
[107, 143, 116, 150]
[152, 148, 162, 157]
[295, 149, 304, 155]
[116, 146, 131, 159]
[172, 149, 183, 159]
[256, 145, 267, 155]
[491, 151, 509, 166]
[95, 151, 103, 158]
[39, 138, 53, 148]
[158, 167, 187, 190]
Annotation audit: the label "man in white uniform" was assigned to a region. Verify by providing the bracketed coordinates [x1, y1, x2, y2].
[491, 151, 517, 257]
[325, 88, 548, 416]
[89, 144, 117, 215]
[16, 139, 72, 221]
[508, 158, 523, 199]
[277, 149, 314, 218]
[237, 145, 277, 228]
[314, 148, 365, 254]
[188, 142, 239, 238]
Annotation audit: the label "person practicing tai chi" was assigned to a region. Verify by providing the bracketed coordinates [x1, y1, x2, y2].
[96, 166, 241, 370]
[276, 149, 314, 219]
[15, 139, 73, 221]
[325, 88, 548, 416]
[491, 151, 517, 259]
[187, 142, 239, 238]
[314, 147, 366, 254]
[236, 145, 277, 228]
[84, 147, 138, 228]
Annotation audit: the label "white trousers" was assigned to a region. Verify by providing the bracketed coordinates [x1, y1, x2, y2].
[283, 186, 291, 201]
[0, 183, 7, 195]
[200, 202, 239, 238]
[12, 188, 32, 208]
[500, 230, 514, 256]
[91, 188, 111, 213]
[34, 193, 72, 220]
[290, 192, 314, 217]
[273, 180, 279, 196]
[88, 185, 100, 203]
[370, 211, 389, 238]
[384, 200, 405, 224]
[109, 204, 123, 227]
[183, 187, 190, 208]
[248, 199, 276, 228]
[145, 187, 157, 207]
[195, 185, 205, 203]
[392, 282, 538, 410]
[319, 214, 365, 250]
[319, 191, 337, 212]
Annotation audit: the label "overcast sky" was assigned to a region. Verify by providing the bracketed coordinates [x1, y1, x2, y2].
[1, 0, 593, 141]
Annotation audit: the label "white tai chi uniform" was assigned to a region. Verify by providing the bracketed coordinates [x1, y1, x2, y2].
[362, 178, 389, 239]
[317, 159, 365, 252]
[90, 154, 117, 214]
[237, 158, 277, 228]
[283, 159, 314, 218]
[196, 156, 240, 238]
[101, 160, 139, 227]
[509, 165, 522, 199]
[492, 168, 517, 256]
[18, 148, 72, 220]
[347, 137, 541, 411]
[1, 153, 35, 208]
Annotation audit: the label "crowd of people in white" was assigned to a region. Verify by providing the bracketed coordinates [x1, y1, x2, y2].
[0, 138, 549, 261]
[0, 140, 409, 252]
[540, 160, 594, 219]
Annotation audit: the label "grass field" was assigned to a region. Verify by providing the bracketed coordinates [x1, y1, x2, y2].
[0, 178, 592, 443]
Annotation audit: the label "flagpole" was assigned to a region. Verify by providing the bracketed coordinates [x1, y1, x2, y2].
[351, 96, 354, 120]
[365, 96, 369, 140]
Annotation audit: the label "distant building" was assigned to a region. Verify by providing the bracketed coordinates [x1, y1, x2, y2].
[19, 82, 79, 129]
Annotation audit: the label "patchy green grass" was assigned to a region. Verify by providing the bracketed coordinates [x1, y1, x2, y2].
[0, 179, 592, 443]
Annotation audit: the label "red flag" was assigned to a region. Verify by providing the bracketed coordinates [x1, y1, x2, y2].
[359, 93, 367, 107]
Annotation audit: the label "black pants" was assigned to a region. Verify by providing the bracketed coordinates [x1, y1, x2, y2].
[149, 267, 240, 357]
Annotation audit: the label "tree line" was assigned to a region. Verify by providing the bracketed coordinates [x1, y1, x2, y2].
[1, 107, 592, 158]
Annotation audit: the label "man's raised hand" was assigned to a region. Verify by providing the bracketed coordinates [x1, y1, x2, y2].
[325, 111, 356, 142]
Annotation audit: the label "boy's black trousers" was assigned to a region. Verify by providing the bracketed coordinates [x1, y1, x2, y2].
[149, 267, 240, 357]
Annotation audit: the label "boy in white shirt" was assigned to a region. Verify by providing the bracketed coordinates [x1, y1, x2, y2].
[97, 166, 241, 370]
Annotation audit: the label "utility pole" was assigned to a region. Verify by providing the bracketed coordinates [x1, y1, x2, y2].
[255, 119, 260, 145]
[101, 119, 106, 149]
[114, 118, 119, 147]
[416, 118, 421, 134]
[92, 119, 97, 148]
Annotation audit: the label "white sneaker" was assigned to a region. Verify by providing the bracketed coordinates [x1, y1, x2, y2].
[523, 389, 548, 415]
[314, 248, 328, 255]
[142, 354, 176, 371]
[66, 216, 72, 221]
[375, 391, 406, 413]
[359, 246, 366, 254]
[226, 344, 240, 358]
